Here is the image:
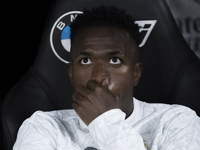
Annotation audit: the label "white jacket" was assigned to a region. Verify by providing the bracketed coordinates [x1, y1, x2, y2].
[13, 98, 200, 150]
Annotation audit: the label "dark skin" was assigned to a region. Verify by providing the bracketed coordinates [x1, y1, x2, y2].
[67, 27, 142, 126]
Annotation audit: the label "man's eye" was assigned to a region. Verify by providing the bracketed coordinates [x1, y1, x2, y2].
[109, 57, 121, 64]
[80, 58, 92, 65]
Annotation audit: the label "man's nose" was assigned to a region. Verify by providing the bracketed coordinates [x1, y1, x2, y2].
[90, 62, 110, 87]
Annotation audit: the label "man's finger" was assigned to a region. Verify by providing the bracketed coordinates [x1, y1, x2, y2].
[72, 93, 84, 104]
[86, 80, 101, 91]
[76, 85, 91, 97]
[71, 101, 79, 109]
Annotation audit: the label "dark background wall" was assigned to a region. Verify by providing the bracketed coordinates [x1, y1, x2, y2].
[1, 1, 52, 102]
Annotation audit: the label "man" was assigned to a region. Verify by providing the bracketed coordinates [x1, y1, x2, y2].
[14, 6, 200, 150]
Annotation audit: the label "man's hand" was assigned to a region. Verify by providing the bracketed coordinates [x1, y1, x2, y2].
[72, 80, 120, 126]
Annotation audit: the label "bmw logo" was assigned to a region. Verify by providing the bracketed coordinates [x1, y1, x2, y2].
[50, 11, 83, 64]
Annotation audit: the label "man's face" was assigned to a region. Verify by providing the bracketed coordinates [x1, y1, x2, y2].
[67, 27, 142, 116]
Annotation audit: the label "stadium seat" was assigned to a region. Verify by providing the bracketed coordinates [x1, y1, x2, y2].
[2, 0, 200, 149]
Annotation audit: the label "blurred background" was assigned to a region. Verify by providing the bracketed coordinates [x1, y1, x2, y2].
[166, 0, 200, 58]
[1, 0, 200, 117]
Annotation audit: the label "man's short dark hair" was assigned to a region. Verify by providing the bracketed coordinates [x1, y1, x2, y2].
[70, 5, 140, 46]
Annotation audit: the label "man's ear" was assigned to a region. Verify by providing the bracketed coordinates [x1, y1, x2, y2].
[67, 63, 74, 87]
[133, 62, 142, 87]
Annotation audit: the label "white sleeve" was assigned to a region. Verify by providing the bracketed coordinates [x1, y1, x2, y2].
[160, 107, 200, 150]
[13, 111, 82, 150]
[88, 109, 146, 150]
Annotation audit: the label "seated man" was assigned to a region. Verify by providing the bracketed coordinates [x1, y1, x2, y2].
[13, 6, 200, 150]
